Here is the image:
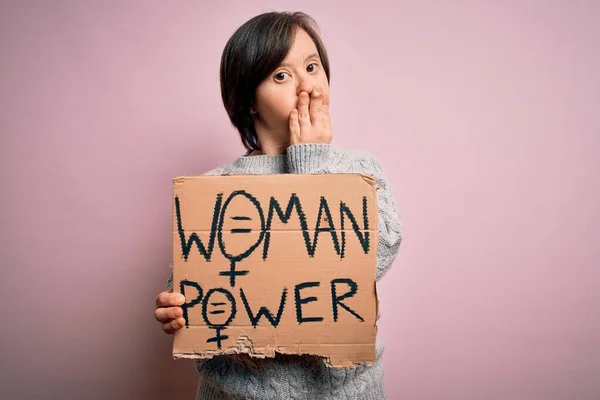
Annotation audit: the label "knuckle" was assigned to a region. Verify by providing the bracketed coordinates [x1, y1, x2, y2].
[170, 293, 184, 306]
[172, 319, 182, 331]
[166, 293, 177, 306]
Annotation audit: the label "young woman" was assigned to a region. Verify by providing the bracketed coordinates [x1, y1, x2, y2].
[154, 11, 402, 399]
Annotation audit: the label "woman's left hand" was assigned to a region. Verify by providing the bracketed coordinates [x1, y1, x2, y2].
[289, 86, 332, 145]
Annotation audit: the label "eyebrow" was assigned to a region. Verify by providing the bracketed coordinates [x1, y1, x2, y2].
[279, 53, 320, 68]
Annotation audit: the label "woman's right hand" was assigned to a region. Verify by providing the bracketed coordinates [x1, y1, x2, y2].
[154, 291, 186, 334]
[289, 86, 332, 146]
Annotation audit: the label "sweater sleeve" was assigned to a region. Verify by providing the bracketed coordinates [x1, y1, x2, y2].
[366, 155, 403, 280]
[286, 143, 332, 174]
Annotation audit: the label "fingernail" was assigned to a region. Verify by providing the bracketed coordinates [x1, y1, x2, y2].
[176, 294, 185, 304]
[314, 87, 321, 95]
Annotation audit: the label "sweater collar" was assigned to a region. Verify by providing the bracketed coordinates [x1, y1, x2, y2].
[225, 153, 287, 175]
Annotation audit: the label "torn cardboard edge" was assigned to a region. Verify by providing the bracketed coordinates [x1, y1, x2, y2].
[173, 332, 376, 368]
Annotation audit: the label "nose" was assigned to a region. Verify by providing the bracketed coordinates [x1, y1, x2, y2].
[296, 75, 317, 96]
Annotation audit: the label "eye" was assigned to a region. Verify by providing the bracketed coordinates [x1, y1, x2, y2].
[307, 62, 319, 73]
[274, 71, 290, 82]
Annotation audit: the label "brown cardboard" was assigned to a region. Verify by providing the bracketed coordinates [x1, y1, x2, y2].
[171, 173, 379, 368]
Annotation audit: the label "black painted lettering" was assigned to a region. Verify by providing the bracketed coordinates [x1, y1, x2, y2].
[179, 280, 203, 328]
[240, 287, 288, 328]
[340, 196, 370, 258]
[175, 194, 222, 261]
[202, 288, 237, 349]
[330, 278, 364, 322]
[263, 193, 309, 259]
[217, 190, 265, 287]
[294, 282, 323, 324]
[201, 288, 237, 327]
[310, 196, 340, 257]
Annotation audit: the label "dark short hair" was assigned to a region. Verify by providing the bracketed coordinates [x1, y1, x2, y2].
[219, 11, 331, 151]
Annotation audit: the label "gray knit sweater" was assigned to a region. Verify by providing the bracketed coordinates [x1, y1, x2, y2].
[166, 143, 402, 400]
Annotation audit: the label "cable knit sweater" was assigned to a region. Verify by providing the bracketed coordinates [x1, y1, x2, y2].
[166, 143, 402, 400]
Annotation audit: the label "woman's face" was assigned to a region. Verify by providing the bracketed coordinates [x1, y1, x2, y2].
[252, 28, 330, 136]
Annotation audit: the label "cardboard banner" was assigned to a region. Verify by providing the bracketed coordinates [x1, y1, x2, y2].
[171, 173, 379, 367]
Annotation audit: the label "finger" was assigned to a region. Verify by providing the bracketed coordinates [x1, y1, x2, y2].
[162, 317, 185, 334]
[323, 106, 332, 131]
[323, 114, 333, 143]
[156, 292, 185, 308]
[297, 92, 311, 132]
[154, 306, 183, 323]
[321, 90, 330, 114]
[309, 87, 323, 124]
[289, 108, 300, 142]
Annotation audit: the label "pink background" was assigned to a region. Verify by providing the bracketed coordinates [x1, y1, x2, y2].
[1, 1, 599, 399]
